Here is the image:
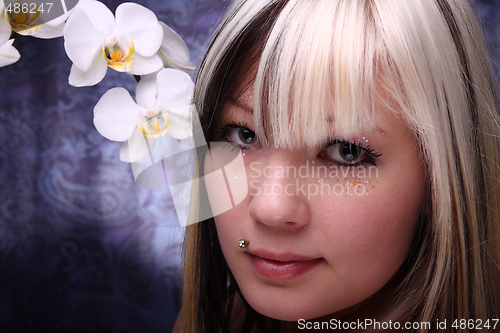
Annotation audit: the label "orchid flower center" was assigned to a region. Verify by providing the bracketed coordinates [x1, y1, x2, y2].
[102, 37, 135, 72]
[137, 110, 170, 139]
[6, 8, 41, 35]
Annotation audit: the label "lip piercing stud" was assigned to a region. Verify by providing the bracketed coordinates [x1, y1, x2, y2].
[238, 239, 249, 248]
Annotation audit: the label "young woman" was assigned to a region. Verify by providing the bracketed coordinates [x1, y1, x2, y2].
[178, 0, 500, 331]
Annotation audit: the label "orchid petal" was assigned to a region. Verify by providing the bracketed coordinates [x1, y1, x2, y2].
[0, 9, 11, 43]
[126, 53, 163, 76]
[120, 128, 157, 163]
[33, 21, 65, 39]
[156, 68, 194, 111]
[43, 0, 95, 26]
[75, 0, 115, 36]
[94, 87, 144, 141]
[0, 39, 20, 67]
[166, 108, 193, 140]
[114, 3, 162, 57]
[158, 22, 195, 74]
[135, 72, 159, 108]
[68, 53, 107, 87]
[44, 11, 71, 27]
[64, 10, 103, 72]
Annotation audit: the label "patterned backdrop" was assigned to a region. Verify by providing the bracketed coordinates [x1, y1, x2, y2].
[0, 1, 498, 332]
[0, 1, 227, 332]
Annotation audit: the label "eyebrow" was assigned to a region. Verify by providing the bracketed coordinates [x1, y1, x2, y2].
[227, 98, 253, 115]
[227, 98, 387, 136]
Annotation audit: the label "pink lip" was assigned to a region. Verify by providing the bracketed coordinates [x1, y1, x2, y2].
[246, 250, 323, 280]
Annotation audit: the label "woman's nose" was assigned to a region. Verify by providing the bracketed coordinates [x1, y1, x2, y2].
[247, 151, 310, 229]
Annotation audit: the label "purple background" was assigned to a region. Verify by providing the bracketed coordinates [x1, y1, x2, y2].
[0, 0, 498, 332]
[0, 0, 227, 332]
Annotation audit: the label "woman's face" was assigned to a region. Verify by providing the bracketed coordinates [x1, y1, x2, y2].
[204, 85, 427, 321]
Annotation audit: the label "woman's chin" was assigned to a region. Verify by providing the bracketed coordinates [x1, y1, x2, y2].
[243, 287, 380, 323]
[251, 305, 314, 322]
[245, 296, 332, 322]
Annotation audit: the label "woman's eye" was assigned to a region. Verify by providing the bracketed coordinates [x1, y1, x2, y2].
[319, 141, 377, 166]
[219, 125, 260, 148]
[238, 128, 257, 145]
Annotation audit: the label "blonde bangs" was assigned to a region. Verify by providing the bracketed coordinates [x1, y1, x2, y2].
[253, 0, 387, 149]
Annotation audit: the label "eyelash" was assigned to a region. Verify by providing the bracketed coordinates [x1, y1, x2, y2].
[319, 139, 382, 168]
[215, 123, 259, 150]
[215, 123, 383, 167]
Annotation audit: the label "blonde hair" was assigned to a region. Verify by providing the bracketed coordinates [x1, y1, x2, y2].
[184, 0, 500, 331]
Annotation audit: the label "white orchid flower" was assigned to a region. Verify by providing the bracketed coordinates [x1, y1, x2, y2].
[64, 1, 163, 87]
[3, 0, 89, 39]
[158, 22, 195, 75]
[0, 2, 20, 67]
[3, 0, 43, 36]
[93, 68, 195, 163]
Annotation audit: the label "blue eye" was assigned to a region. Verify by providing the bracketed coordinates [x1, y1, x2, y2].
[339, 142, 361, 161]
[319, 140, 381, 167]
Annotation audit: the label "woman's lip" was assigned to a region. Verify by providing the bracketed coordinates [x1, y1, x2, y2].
[246, 250, 323, 280]
[246, 249, 321, 262]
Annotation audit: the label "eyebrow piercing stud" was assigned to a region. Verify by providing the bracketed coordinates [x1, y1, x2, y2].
[238, 239, 249, 248]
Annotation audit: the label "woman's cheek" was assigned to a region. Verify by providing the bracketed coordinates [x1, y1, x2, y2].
[203, 144, 249, 217]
